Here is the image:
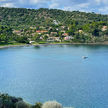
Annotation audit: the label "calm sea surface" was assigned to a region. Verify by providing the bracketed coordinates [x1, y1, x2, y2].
[0, 45, 108, 108]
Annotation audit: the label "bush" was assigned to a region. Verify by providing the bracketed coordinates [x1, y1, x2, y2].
[16, 101, 31, 108]
[33, 102, 42, 108]
[42, 101, 62, 108]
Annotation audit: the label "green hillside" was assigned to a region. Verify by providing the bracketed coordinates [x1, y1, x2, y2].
[0, 7, 108, 44]
[0, 7, 108, 29]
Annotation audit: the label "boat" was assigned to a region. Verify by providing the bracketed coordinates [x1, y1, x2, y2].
[82, 56, 88, 59]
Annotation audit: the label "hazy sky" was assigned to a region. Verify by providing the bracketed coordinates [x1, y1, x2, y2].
[0, 0, 108, 14]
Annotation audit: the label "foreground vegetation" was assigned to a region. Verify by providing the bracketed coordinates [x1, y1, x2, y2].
[0, 93, 63, 108]
[0, 7, 108, 45]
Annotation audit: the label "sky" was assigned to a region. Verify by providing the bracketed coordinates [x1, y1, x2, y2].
[0, 0, 108, 14]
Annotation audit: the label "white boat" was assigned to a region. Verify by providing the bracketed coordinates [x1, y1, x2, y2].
[82, 56, 88, 59]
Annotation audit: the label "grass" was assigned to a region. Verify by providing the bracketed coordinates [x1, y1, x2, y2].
[0, 41, 27, 46]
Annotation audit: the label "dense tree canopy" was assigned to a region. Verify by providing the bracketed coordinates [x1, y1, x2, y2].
[0, 7, 108, 29]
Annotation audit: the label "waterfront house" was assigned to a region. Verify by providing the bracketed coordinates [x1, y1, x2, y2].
[64, 36, 74, 40]
[29, 41, 35, 44]
[54, 37, 61, 42]
[47, 37, 60, 42]
[47, 37, 55, 42]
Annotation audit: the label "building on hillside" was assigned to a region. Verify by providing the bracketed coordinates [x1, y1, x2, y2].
[32, 33, 36, 36]
[40, 37, 43, 40]
[63, 33, 68, 36]
[47, 37, 60, 42]
[36, 30, 41, 34]
[48, 27, 52, 30]
[61, 26, 65, 29]
[41, 30, 48, 33]
[78, 30, 83, 33]
[102, 26, 108, 31]
[30, 27, 35, 29]
[64, 36, 74, 41]
[13, 30, 21, 35]
[53, 20, 59, 25]
[54, 37, 61, 41]
[51, 32, 58, 35]
[29, 41, 35, 44]
[39, 26, 46, 29]
[36, 30, 48, 34]
[47, 37, 55, 42]
[45, 34, 50, 37]
[61, 30, 66, 33]
[56, 28, 59, 31]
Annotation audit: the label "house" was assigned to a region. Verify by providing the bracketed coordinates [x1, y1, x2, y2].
[53, 20, 58, 25]
[47, 37, 60, 42]
[54, 37, 61, 42]
[48, 27, 52, 30]
[41, 30, 48, 33]
[39, 26, 46, 29]
[61, 30, 65, 33]
[61, 26, 65, 29]
[40, 37, 43, 40]
[30, 27, 35, 29]
[32, 33, 36, 36]
[64, 36, 74, 40]
[56, 28, 59, 31]
[36, 30, 48, 34]
[47, 37, 55, 42]
[13, 30, 21, 35]
[36, 30, 41, 34]
[51, 32, 57, 35]
[63, 33, 68, 36]
[45, 34, 50, 37]
[29, 41, 35, 44]
[78, 30, 83, 33]
[102, 26, 107, 31]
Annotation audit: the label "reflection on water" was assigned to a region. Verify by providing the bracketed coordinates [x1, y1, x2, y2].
[34, 45, 41, 49]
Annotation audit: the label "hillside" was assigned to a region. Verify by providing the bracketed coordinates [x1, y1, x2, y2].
[0, 7, 108, 44]
[0, 7, 108, 29]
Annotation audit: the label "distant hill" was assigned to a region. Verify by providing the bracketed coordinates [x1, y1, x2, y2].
[0, 7, 108, 29]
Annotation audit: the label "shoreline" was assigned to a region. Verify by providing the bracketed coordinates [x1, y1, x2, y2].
[0, 44, 30, 49]
[34, 42, 108, 46]
[0, 42, 108, 49]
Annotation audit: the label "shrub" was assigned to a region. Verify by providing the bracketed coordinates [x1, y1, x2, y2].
[33, 102, 42, 108]
[42, 101, 62, 108]
[16, 101, 31, 108]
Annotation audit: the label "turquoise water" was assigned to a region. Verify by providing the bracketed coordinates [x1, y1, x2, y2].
[0, 45, 108, 108]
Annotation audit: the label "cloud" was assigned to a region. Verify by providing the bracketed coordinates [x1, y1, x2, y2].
[63, 2, 90, 12]
[0, 0, 108, 14]
[30, 0, 50, 4]
[27, 0, 54, 7]
[0, 2, 15, 7]
[76, 2, 90, 8]
[49, 3, 59, 9]
[95, 0, 108, 4]
[98, 6, 108, 14]
[0, 0, 7, 1]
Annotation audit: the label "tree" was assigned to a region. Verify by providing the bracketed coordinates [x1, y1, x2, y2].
[33, 102, 42, 108]
[92, 28, 99, 36]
